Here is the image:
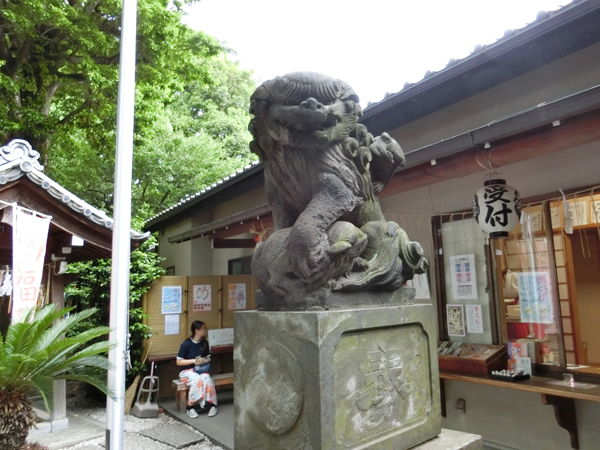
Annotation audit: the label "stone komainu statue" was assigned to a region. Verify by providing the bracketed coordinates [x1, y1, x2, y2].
[249, 72, 427, 308]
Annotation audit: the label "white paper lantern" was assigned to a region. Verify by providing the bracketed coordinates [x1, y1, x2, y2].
[473, 179, 521, 238]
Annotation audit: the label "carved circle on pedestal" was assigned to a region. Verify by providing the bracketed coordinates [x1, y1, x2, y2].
[243, 341, 303, 435]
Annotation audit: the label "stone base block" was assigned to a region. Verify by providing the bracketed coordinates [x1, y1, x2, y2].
[29, 421, 52, 437]
[51, 417, 69, 432]
[234, 301, 441, 450]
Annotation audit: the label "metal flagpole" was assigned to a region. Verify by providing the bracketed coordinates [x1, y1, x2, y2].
[106, 0, 138, 447]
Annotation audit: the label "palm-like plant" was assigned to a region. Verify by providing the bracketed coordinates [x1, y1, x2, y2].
[0, 304, 112, 450]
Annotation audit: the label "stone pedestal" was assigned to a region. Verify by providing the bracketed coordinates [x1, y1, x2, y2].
[234, 293, 441, 450]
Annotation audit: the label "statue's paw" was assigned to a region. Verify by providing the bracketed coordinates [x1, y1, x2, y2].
[370, 133, 405, 166]
[294, 241, 329, 280]
[352, 257, 369, 272]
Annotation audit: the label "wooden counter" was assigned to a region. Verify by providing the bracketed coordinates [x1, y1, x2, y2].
[440, 371, 600, 403]
[440, 371, 600, 449]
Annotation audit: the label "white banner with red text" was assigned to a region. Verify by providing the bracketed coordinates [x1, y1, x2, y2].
[11, 205, 51, 323]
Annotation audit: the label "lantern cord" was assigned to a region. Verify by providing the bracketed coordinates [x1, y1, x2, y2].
[474, 149, 490, 172]
[474, 147, 497, 177]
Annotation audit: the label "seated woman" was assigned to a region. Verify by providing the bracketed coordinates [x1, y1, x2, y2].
[176, 320, 218, 418]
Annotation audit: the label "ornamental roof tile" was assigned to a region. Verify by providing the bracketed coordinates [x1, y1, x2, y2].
[0, 139, 149, 241]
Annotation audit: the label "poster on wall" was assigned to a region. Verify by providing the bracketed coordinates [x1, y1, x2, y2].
[405, 272, 431, 300]
[466, 305, 484, 334]
[164, 314, 180, 335]
[161, 286, 182, 314]
[591, 201, 600, 223]
[447, 304, 466, 337]
[518, 271, 554, 324]
[567, 201, 587, 226]
[450, 254, 478, 300]
[228, 283, 247, 310]
[550, 206, 561, 229]
[529, 211, 543, 232]
[193, 284, 212, 311]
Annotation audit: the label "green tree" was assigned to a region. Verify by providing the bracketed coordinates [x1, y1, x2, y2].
[1, 0, 258, 219]
[0, 0, 221, 158]
[0, 305, 112, 450]
[45, 57, 257, 217]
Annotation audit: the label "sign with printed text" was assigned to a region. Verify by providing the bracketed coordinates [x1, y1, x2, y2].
[591, 201, 600, 223]
[193, 284, 212, 311]
[450, 254, 478, 299]
[466, 304, 484, 334]
[161, 286, 182, 314]
[228, 283, 246, 310]
[518, 271, 554, 324]
[164, 313, 180, 335]
[12, 206, 50, 323]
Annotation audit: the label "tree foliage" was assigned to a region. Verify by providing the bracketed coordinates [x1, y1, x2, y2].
[0, 0, 218, 153]
[1, 0, 257, 219]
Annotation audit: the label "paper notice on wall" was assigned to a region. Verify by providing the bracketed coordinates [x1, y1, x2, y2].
[591, 201, 600, 223]
[12, 206, 51, 323]
[161, 286, 182, 314]
[164, 314, 180, 335]
[529, 210, 543, 232]
[518, 271, 554, 324]
[450, 254, 478, 299]
[447, 304, 466, 337]
[550, 206, 561, 229]
[568, 201, 587, 226]
[209, 328, 234, 347]
[466, 304, 484, 334]
[228, 283, 247, 310]
[405, 272, 431, 300]
[193, 284, 212, 311]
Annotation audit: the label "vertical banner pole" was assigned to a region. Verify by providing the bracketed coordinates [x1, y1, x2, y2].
[106, 0, 138, 448]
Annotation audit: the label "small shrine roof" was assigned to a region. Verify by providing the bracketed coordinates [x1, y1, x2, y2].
[0, 140, 149, 263]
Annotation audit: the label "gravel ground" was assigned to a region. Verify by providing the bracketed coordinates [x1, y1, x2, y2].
[54, 384, 224, 450]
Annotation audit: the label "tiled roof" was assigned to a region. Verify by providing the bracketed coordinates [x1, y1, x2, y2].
[145, 160, 261, 224]
[363, 1, 575, 111]
[0, 139, 149, 241]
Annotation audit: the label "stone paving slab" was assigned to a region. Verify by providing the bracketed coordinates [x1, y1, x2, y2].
[139, 422, 205, 449]
[99, 432, 173, 449]
[28, 413, 105, 449]
[414, 428, 482, 450]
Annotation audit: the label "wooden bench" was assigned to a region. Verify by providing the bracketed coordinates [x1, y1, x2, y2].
[173, 373, 234, 414]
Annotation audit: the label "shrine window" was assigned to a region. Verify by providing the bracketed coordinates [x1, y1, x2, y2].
[433, 187, 600, 379]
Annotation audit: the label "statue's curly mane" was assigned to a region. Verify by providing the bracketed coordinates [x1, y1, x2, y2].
[251, 72, 359, 105]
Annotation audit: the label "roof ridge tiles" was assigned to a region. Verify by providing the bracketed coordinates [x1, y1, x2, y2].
[0, 139, 149, 241]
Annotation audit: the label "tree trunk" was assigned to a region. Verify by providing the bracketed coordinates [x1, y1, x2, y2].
[0, 388, 37, 450]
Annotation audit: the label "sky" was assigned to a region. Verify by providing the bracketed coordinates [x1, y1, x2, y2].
[183, 0, 571, 107]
